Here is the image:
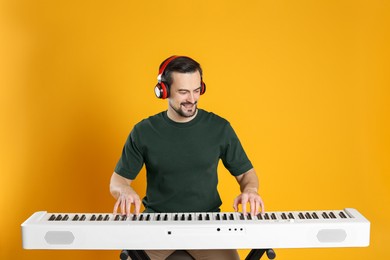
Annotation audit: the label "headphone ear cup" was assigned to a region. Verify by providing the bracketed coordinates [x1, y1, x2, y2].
[200, 82, 206, 95]
[154, 82, 169, 99]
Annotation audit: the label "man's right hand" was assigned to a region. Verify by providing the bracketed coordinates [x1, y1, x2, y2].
[113, 187, 141, 216]
[110, 172, 141, 216]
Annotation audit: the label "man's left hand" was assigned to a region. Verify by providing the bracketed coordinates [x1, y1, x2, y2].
[233, 190, 264, 216]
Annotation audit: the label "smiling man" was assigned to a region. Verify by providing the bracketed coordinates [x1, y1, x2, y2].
[110, 56, 264, 260]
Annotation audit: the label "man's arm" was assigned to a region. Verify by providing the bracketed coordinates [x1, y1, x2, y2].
[233, 168, 265, 216]
[110, 172, 141, 215]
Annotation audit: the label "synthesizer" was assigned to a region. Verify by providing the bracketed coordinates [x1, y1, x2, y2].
[21, 208, 370, 250]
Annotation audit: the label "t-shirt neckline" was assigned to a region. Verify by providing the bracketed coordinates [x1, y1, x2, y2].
[162, 109, 203, 128]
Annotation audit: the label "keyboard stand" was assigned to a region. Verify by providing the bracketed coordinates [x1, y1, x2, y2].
[120, 248, 276, 260]
[120, 250, 150, 260]
[246, 249, 276, 259]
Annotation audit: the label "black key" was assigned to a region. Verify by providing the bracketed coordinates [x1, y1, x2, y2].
[206, 214, 210, 220]
[104, 215, 110, 221]
[97, 215, 103, 221]
[139, 214, 144, 221]
[298, 213, 304, 219]
[240, 213, 245, 220]
[49, 214, 56, 221]
[174, 214, 179, 221]
[90, 215, 96, 221]
[188, 214, 192, 221]
[156, 214, 161, 221]
[62, 214, 69, 221]
[163, 214, 168, 221]
[257, 214, 263, 220]
[281, 213, 287, 220]
[80, 214, 86, 221]
[312, 212, 319, 219]
[146, 214, 151, 221]
[329, 212, 336, 219]
[247, 214, 252, 220]
[305, 213, 312, 219]
[288, 213, 295, 219]
[72, 215, 79, 221]
[114, 215, 120, 221]
[229, 213, 234, 220]
[271, 213, 277, 220]
[264, 213, 270, 220]
[339, 212, 347, 218]
[121, 215, 127, 221]
[216, 214, 221, 220]
[322, 212, 329, 219]
[198, 214, 203, 221]
[181, 214, 185, 221]
[55, 215, 62, 221]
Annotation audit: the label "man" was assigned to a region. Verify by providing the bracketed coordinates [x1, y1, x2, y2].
[110, 56, 264, 260]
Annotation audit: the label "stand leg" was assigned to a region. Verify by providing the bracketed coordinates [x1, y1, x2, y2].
[120, 250, 151, 260]
[245, 249, 276, 260]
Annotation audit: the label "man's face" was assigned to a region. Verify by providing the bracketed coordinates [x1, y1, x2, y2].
[168, 71, 202, 120]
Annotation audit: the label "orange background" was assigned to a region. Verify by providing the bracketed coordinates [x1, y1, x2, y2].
[1, 0, 389, 259]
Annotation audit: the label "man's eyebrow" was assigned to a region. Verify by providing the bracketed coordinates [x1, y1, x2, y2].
[177, 86, 202, 91]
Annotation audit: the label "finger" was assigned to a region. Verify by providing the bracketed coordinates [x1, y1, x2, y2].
[257, 198, 264, 213]
[120, 197, 127, 215]
[260, 199, 265, 213]
[126, 198, 132, 216]
[253, 199, 260, 216]
[241, 194, 248, 216]
[233, 197, 240, 212]
[134, 197, 141, 215]
[249, 197, 256, 216]
[113, 198, 120, 215]
[242, 202, 247, 216]
[251, 197, 259, 216]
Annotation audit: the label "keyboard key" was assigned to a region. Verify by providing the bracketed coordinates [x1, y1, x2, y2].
[339, 212, 347, 218]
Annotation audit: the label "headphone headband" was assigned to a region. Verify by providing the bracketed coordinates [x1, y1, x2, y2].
[157, 55, 182, 82]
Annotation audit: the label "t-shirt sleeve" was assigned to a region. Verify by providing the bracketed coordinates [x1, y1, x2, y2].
[114, 128, 144, 180]
[220, 123, 253, 176]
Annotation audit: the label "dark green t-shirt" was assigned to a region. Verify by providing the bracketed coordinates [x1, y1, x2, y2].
[115, 109, 253, 213]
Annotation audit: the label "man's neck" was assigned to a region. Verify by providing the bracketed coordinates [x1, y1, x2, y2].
[167, 108, 198, 123]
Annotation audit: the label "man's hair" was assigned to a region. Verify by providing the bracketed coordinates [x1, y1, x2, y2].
[160, 56, 203, 86]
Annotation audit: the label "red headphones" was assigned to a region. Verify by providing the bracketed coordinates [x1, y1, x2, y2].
[154, 56, 206, 99]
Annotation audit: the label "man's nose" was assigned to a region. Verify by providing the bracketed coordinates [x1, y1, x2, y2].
[187, 92, 196, 103]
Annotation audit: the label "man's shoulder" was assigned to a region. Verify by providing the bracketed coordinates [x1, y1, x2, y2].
[136, 111, 165, 124]
[131, 111, 166, 133]
[199, 109, 230, 125]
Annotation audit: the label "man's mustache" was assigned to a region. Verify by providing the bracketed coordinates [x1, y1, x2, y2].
[181, 101, 198, 106]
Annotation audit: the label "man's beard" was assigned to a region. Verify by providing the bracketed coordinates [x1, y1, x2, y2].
[170, 101, 198, 118]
